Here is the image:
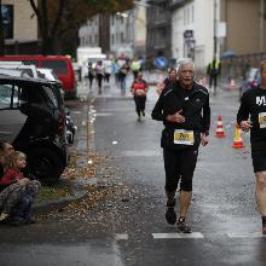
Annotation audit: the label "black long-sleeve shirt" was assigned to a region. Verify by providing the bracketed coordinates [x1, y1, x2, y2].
[237, 86, 266, 149]
[152, 81, 211, 135]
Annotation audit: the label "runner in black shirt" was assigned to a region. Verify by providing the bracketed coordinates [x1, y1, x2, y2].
[237, 60, 266, 234]
[152, 59, 210, 233]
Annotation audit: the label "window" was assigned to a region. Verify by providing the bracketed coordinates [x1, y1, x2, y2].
[111, 34, 115, 45]
[22, 60, 38, 66]
[42, 61, 67, 75]
[192, 5, 194, 23]
[43, 86, 58, 108]
[0, 83, 19, 109]
[121, 32, 124, 43]
[2, 5, 14, 39]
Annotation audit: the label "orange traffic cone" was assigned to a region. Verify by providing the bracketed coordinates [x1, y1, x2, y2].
[232, 124, 245, 149]
[215, 115, 225, 138]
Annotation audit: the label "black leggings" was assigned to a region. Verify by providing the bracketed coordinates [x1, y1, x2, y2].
[163, 148, 198, 193]
[96, 74, 103, 92]
[134, 95, 146, 116]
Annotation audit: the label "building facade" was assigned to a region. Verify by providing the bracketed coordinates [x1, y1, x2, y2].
[79, 5, 146, 59]
[2, 0, 39, 54]
[146, 0, 172, 66]
[171, 0, 266, 70]
[79, 16, 100, 48]
[171, 0, 218, 70]
[220, 0, 266, 55]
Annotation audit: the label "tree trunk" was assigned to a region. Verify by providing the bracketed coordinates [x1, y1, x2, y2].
[40, 0, 51, 54]
[0, 1, 5, 55]
[42, 36, 55, 55]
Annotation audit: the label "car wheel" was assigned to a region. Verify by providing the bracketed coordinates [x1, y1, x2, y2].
[27, 147, 65, 184]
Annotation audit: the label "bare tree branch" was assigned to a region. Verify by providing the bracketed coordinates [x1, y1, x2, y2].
[0, 0, 5, 55]
[28, 0, 43, 33]
[41, 0, 48, 37]
[51, 0, 66, 35]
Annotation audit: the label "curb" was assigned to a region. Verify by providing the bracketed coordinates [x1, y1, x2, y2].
[33, 190, 88, 214]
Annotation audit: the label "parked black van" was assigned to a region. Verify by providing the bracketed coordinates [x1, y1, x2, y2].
[0, 75, 67, 183]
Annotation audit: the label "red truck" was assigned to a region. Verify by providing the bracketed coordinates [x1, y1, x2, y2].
[0, 55, 76, 98]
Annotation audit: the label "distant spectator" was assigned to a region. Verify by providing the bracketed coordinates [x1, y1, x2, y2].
[0, 142, 15, 177]
[131, 59, 141, 79]
[88, 62, 95, 89]
[104, 59, 112, 83]
[112, 60, 120, 85]
[156, 68, 178, 95]
[95, 61, 105, 94]
[119, 62, 130, 95]
[207, 59, 221, 94]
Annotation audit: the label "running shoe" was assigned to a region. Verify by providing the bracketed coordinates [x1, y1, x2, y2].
[165, 207, 177, 225]
[177, 217, 192, 233]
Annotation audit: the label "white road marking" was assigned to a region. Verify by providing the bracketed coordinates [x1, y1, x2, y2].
[227, 232, 266, 238]
[115, 234, 129, 240]
[96, 112, 113, 117]
[152, 233, 204, 239]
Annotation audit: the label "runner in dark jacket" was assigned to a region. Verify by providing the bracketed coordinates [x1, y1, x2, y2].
[237, 60, 266, 234]
[152, 59, 210, 233]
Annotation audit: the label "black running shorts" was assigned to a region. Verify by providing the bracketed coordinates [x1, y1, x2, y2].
[163, 148, 198, 192]
[251, 149, 266, 172]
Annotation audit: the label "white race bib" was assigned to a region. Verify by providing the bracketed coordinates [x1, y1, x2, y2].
[258, 112, 266, 128]
[174, 130, 195, 145]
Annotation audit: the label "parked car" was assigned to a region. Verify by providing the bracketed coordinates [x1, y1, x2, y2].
[0, 66, 77, 144]
[0, 75, 68, 183]
[0, 55, 76, 98]
[65, 108, 77, 145]
[0, 61, 38, 78]
[240, 67, 260, 97]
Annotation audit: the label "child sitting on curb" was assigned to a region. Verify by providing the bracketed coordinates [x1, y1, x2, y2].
[0, 151, 41, 226]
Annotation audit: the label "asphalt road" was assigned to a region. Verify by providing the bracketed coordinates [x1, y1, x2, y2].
[0, 76, 265, 266]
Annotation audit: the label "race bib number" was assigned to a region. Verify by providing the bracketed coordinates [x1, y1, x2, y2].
[174, 130, 194, 145]
[258, 112, 266, 128]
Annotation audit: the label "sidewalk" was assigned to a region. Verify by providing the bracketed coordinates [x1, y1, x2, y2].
[32, 80, 128, 214]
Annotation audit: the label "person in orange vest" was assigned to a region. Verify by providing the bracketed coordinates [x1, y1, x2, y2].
[237, 60, 266, 234]
[207, 59, 221, 94]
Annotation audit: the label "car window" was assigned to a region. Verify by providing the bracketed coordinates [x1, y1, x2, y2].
[42, 61, 67, 75]
[0, 83, 19, 109]
[23, 60, 38, 66]
[20, 69, 34, 78]
[42, 85, 59, 108]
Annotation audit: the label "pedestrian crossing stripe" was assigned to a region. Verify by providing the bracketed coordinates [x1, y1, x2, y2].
[115, 234, 129, 240]
[227, 232, 266, 238]
[152, 233, 204, 239]
[115, 233, 266, 240]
